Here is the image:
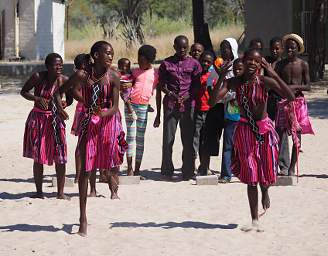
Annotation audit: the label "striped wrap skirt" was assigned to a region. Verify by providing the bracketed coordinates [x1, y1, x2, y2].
[23, 107, 67, 165]
[78, 109, 128, 172]
[231, 117, 279, 186]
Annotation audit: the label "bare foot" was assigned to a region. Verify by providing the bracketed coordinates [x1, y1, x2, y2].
[30, 193, 44, 199]
[77, 220, 87, 237]
[261, 189, 270, 211]
[252, 220, 264, 232]
[127, 167, 134, 176]
[241, 220, 264, 233]
[57, 194, 71, 200]
[110, 193, 120, 199]
[88, 191, 97, 197]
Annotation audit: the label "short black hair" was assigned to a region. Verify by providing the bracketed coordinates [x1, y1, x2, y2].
[90, 41, 112, 59]
[118, 58, 130, 67]
[190, 43, 204, 50]
[45, 53, 62, 66]
[249, 38, 264, 48]
[74, 53, 90, 69]
[200, 50, 215, 60]
[270, 37, 283, 47]
[138, 45, 157, 63]
[244, 48, 262, 59]
[233, 58, 243, 66]
[174, 35, 188, 45]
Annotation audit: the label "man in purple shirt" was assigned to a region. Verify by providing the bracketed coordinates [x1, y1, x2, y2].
[153, 35, 202, 180]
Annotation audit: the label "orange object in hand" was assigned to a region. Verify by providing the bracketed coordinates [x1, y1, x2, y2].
[214, 57, 224, 68]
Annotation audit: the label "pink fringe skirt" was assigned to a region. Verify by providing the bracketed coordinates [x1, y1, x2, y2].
[23, 107, 67, 165]
[275, 96, 314, 135]
[232, 117, 279, 186]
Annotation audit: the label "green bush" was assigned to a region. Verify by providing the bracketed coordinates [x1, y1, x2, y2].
[143, 15, 192, 37]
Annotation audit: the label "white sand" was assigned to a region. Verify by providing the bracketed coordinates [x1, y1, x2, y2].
[0, 89, 327, 256]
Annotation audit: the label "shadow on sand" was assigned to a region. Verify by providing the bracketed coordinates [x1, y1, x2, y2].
[307, 97, 328, 119]
[122, 168, 185, 182]
[0, 177, 51, 184]
[0, 192, 79, 200]
[0, 223, 77, 234]
[110, 221, 238, 230]
[299, 174, 328, 179]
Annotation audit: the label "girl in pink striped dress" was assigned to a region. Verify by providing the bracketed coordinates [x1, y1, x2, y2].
[58, 41, 127, 236]
[211, 49, 295, 231]
[70, 53, 91, 184]
[21, 53, 71, 200]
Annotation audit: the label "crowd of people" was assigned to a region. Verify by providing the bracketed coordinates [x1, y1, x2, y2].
[20, 33, 314, 235]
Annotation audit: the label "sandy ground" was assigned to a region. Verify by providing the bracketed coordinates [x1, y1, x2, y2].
[0, 88, 327, 256]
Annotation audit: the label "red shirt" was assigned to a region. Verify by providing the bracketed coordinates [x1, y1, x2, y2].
[196, 71, 215, 111]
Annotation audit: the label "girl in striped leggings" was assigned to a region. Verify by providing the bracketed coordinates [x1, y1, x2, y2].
[125, 45, 158, 177]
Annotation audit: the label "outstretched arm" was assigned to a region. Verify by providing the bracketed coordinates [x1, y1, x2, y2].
[262, 58, 295, 101]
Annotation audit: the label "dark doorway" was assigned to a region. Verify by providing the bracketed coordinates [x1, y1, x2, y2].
[0, 10, 5, 60]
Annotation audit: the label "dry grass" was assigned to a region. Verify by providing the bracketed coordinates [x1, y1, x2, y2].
[65, 24, 243, 63]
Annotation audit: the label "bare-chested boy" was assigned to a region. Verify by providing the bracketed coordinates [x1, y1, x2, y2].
[276, 34, 312, 176]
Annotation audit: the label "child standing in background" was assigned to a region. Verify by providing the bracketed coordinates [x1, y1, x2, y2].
[71, 53, 91, 183]
[218, 58, 242, 183]
[193, 51, 216, 175]
[118, 58, 137, 120]
[125, 45, 159, 177]
[265, 37, 290, 175]
[276, 34, 314, 176]
[190, 43, 205, 61]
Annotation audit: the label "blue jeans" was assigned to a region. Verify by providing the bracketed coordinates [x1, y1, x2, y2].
[220, 120, 237, 179]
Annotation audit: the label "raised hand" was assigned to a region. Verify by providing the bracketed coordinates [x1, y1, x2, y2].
[213, 61, 232, 78]
[261, 58, 277, 78]
[153, 115, 160, 128]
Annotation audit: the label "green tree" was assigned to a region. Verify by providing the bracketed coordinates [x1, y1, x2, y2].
[93, 0, 149, 45]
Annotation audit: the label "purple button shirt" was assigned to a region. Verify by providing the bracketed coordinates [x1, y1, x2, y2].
[159, 55, 202, 112]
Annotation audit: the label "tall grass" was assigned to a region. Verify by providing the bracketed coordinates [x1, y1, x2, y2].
[65, 23, 244, 63]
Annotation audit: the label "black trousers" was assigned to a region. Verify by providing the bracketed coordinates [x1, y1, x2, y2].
[161, 105, 195, 179]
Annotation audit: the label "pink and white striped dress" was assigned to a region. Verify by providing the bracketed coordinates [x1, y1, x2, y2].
[23, 78, 67, 165]
[78, 70, 127, 172]
[231, 76, 279, 186]
[71, 101, 85, 136]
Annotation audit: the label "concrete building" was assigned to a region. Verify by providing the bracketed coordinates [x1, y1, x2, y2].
[0, 0, 65, 61]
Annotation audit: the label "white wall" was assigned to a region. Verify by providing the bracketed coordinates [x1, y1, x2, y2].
[35, 0, 65, 60]
[52, 1, 65, 59]
[35, 0, 53, 60]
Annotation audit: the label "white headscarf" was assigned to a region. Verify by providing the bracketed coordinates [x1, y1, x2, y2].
[207, 37, 239, 87]
[222, 37, 239, 79]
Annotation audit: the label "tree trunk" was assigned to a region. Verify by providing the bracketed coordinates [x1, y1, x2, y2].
[192, 0, 213, 52]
